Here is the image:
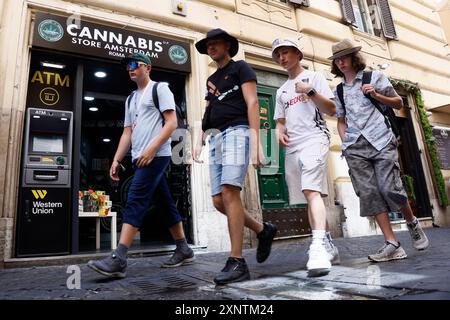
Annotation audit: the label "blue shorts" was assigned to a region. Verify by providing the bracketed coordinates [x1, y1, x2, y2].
[123, 156, 182, 228]
[209, 125, 250, 196]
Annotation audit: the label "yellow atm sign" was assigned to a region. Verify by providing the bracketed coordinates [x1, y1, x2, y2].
[26, 56, 73, 111]
[31, 71, 70, 87]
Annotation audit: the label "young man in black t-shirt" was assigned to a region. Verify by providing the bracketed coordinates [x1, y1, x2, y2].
[193, 29, 277, 285]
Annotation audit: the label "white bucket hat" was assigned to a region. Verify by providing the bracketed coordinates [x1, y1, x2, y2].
[271, 38, 303, 62]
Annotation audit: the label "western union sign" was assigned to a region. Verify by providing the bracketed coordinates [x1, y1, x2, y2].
[31, 190, 47, 200]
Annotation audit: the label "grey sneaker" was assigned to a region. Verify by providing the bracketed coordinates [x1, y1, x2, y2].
[368, 241, 407, 262]
[87, 251, 127, 278]
[324, 234, 340, 265]
[407, 219, 429, 251]
[161, 247, 195, 268]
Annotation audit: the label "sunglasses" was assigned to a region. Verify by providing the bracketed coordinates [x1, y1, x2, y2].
[126, 61, 147, 71]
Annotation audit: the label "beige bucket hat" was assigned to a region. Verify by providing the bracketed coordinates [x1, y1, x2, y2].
[328, 38, 362, 60]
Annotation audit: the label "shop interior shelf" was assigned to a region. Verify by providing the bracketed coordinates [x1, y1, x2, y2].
[79, 211, 117, 250]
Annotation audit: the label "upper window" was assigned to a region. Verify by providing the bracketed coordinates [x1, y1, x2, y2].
[283, 0, 310, 6]
[352, 0, 382, 37]
[338, 0, 398, 40]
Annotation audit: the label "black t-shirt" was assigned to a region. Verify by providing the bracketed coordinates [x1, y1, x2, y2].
[202, 60, 257, 132]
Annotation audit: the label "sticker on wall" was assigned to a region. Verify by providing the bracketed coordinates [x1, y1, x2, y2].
[38, 19, 64, 42]
[169, 45, 188, 65]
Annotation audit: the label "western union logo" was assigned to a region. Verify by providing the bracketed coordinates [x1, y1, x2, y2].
[32, 190, 48, 199]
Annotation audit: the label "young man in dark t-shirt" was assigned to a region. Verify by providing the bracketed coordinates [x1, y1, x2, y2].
[193, 29, 277, 285]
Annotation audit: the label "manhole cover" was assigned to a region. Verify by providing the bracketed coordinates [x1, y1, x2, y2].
[129, 280, 167, 294]
[128, 275, 199, 293]
[162, 275, 197, 288]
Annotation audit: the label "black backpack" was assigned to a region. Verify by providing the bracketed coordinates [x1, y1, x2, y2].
[125, 82, 187, 130]
[152, 82, 187, 130]
[336, 71, 400, 139]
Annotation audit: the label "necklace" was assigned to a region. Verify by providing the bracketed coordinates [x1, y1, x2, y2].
[132, 81, 151, 121]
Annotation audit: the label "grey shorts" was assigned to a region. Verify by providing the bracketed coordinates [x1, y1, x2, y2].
[343, 135, 407, 217]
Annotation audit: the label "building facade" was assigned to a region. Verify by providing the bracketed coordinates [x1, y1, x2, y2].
[0, 0, 449, 265]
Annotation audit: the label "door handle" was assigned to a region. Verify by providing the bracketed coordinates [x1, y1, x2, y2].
[263, 122, 270, 129]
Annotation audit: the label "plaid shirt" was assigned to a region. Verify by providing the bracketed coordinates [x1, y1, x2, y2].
[334, 70, 399, 151]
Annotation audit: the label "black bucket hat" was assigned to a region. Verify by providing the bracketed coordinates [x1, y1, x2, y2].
[195, 28, 239, 57]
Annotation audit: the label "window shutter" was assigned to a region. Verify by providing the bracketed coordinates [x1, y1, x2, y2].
[376, 0, 398, 39]
[289, 0, 310, 6]
[339, 0, 357, 26]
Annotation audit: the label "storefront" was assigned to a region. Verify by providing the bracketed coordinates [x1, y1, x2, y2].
[16, 12, 193, 256]
[1, 0, 449, 265]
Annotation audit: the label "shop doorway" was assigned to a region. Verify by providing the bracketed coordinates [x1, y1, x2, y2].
[394, 97, 433, 220]
[79, 60, 192, 251]
[24, 50, 192, 255]
[78, 58, 192, 252]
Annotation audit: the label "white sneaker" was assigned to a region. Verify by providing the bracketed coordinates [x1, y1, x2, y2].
[307, 242, 332, 277]
[407, 219, 429, 251]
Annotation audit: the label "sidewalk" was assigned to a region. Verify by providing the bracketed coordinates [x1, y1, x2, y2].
[0, 227, 449, 300]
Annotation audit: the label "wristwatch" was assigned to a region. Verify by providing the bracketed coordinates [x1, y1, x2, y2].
[307, 88, 317, 97]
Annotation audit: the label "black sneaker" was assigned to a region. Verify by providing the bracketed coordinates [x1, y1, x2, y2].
[87, 251, 127, 278]
[256, 222, 277, 263]
[213, 257, 250, 285]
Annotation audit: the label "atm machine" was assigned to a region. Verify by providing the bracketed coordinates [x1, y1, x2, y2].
[16, 108, 73, 257]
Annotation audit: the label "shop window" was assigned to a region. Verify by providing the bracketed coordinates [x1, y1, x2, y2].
[338, 0, 398, 39]
[285, 0, 310, 6]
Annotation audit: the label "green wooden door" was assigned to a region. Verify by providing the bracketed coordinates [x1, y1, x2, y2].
[257, 85, 310, 237]
[257, 85, 289, 209]
[257, 85, 306, 209]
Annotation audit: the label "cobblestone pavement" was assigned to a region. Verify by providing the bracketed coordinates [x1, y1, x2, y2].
[0, 227, 449, 300]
